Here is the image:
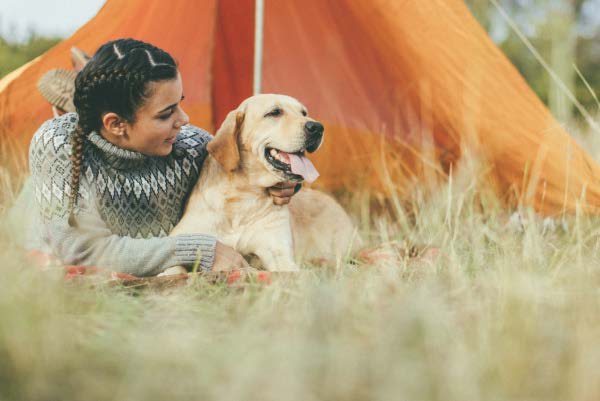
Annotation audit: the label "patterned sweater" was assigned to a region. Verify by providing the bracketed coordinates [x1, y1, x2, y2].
[28, 113, 216, 276]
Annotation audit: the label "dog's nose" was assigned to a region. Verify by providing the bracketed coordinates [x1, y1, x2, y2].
[304, 121, 324, 153]
[305, 121, 323, 137]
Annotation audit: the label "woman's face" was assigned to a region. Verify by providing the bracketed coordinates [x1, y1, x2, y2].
[123, 72, 189, 156]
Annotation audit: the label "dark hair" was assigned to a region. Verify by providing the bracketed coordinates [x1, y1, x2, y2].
[68, 38, 178, 225]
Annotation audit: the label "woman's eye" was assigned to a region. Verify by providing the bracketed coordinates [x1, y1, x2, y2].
[159, 109, 175, 120]
[265, 108, 282, 118]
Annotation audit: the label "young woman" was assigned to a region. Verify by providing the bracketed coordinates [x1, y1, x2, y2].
[29, 38, 298, 276]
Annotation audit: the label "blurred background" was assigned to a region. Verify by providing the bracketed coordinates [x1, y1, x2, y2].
[467, 0, 600, 124]
[0, 0, 598, 124]
[0, 0, 102, 76]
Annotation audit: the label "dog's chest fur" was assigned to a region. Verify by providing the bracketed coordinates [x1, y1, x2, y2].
[171, 157, 292, 255]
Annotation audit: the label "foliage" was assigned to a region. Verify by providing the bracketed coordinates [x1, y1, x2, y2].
[0, 34, 61, 78]
[466, 0, 600, 122]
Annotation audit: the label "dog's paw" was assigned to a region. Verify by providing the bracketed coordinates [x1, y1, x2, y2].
[269, 264, 300, 272]
[158, 266, 188, 277]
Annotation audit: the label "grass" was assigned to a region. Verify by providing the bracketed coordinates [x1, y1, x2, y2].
[2, 6, 600, 398]
[1, 140, 600, 401]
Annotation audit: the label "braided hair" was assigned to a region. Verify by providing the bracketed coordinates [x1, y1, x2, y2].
[68, 38, 178, 226]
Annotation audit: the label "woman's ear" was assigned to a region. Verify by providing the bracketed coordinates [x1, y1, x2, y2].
[101, 112, 127, 138]
[207, 110, 245, 172]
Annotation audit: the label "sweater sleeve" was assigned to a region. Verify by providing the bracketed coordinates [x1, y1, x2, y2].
[29, 115, 216, 277]
[42, 208, 216, 277]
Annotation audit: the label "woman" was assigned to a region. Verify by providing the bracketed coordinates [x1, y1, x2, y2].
[29, 38, 298, 277]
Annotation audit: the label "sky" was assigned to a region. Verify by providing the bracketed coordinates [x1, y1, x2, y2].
[0, 0, 105, 42]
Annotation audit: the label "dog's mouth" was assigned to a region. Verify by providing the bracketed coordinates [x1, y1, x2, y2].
[265, 147, 304, 180]
[264, 147, 319, 183]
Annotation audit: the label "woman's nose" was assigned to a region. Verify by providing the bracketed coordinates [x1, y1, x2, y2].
[175, 108, 190, 128]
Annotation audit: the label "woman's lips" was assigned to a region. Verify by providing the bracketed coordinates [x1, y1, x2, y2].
[165, 136, 177, 144]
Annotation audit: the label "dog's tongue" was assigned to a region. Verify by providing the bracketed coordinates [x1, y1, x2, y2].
[286, 153, 319, 183]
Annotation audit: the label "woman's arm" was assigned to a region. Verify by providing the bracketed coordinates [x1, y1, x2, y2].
[44, 206, 216, 277]
[29, 117, 216, 277]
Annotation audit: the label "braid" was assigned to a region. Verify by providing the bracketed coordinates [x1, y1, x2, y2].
[68, 125, 85, 227]
[66, 38, 178, 226]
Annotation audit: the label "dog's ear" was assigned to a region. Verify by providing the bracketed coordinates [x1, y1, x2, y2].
[207, 110, 245, 172]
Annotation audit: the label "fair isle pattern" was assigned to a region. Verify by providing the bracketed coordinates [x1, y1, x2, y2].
[30, 113, 211, 239]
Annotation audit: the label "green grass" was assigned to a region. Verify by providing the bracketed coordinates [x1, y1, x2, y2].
[0, 35, 61, 79]
[1, 149, 600, 400]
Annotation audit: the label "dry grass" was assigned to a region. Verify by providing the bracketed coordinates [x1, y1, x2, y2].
[1, 138, 600, 401]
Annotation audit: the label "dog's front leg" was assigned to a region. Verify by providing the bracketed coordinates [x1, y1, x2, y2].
[240, 219, 299, 272]
[158, 266, 188, 276]
[254, 246, 299, 272]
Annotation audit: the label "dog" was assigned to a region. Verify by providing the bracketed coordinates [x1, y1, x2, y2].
[165, 94, 361, 273]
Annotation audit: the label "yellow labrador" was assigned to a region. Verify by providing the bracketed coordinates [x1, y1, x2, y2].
[166, 94, 361, 273]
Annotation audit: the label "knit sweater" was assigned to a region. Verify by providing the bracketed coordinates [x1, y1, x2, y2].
[28, 112, 216, 276]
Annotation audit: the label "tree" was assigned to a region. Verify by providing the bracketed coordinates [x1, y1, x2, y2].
[466, 0, 598, 123]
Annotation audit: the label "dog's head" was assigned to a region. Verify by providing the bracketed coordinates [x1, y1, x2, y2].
[207, 94, 324, 187]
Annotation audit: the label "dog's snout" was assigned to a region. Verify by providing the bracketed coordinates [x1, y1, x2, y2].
[304, 121, 324, 153]
[304, 121, 324, 137]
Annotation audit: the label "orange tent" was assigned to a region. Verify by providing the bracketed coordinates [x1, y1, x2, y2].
[1, 0, 599, 215]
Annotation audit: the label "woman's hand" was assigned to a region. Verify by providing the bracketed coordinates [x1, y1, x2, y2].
[212, 241, 250, 271]
[267, 181, 301, 205]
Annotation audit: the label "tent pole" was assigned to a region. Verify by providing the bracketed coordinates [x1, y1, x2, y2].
[253, 0, 264, 95]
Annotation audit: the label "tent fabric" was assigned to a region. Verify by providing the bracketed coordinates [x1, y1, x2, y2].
[1, 0, 600, 215]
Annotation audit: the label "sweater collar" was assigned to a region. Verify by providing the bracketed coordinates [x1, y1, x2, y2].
[87, 131, 149, 169]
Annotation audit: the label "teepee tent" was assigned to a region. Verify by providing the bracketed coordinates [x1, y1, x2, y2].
[1, 0, 599, 215]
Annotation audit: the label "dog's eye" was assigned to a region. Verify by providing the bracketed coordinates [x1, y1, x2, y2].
[301, 110, 307, 116]
[265, 108, 282, 118]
